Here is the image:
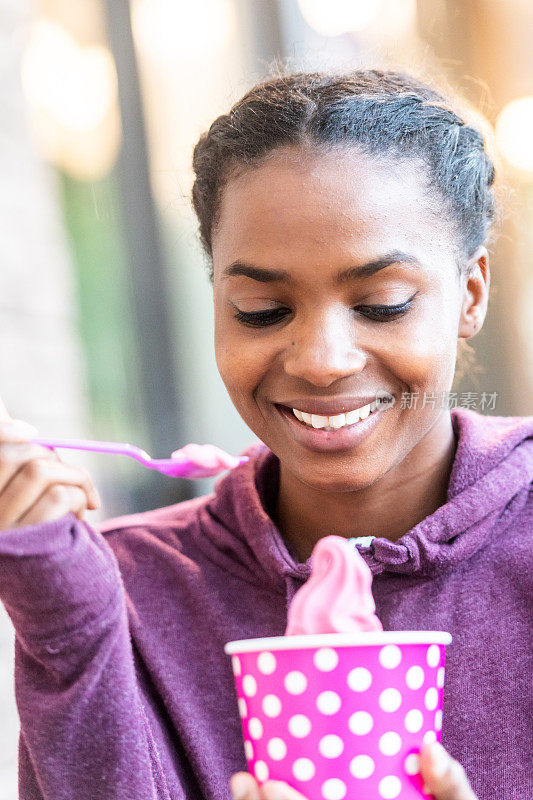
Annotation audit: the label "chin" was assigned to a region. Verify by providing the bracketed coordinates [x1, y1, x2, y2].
[289, 463, 381, 494]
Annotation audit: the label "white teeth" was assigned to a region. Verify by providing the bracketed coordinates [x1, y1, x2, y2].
[344, 409, 361, 425]
[359, 405, 371, 421]
[291, 400, 380, 430]
[328, 413, 346, 429]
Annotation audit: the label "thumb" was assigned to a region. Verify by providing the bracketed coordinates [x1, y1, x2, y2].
[419, 742, 478, 800]
[230, 772, 261, 800]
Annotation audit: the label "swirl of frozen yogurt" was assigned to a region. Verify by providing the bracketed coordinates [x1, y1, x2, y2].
[171, 443, 248, 477]
[285, 535, 383, 635]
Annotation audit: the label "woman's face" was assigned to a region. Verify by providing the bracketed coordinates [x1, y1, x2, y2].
[211, 146, 485, 492]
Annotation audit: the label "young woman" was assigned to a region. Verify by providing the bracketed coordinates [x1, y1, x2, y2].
[0, 70, 531, 800]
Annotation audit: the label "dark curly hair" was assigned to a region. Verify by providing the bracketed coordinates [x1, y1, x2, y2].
[191, 68, 497, 283]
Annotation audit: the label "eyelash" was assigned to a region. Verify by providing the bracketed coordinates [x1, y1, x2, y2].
[233, 297, 416, 328]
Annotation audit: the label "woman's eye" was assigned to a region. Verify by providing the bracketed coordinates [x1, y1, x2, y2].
[357, 298, 415, 321]
[233, 308, 290, 327]
[232, 295, 416, 328]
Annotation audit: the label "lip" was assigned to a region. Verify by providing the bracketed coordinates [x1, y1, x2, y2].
[275, 394, 394, 417]
[275, 401, 389, 453]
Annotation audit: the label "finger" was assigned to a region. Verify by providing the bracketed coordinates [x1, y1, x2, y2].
[0, 418, 39, 444]
[419, 742, 478, 800]
[0, 459, 100, 528]
[0, 442, 60, 493]
[16, 484, 88, 527]
[230, 772, 261, 800]
[260, 780, 309, 800]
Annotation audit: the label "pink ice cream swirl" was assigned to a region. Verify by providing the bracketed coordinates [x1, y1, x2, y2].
[285, 535, 383, 635]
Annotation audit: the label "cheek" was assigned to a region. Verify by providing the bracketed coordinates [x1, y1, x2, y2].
[214, 322, 269, 404]
[379, 308, 458, 389]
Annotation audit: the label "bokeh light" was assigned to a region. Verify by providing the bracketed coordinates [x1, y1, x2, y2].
[297, 0, 383, 36]
[21, 19, 120, 179]
[495, 97, 533, 173]
[22, 20, 117, 133]
[131, 0, 236, 62]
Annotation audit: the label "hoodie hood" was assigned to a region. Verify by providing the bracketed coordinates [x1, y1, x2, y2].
[196, 408, 533, 591]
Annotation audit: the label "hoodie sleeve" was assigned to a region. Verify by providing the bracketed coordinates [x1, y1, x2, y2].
[0, 512, 172, 800]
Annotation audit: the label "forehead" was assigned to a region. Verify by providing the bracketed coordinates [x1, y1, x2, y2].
[212, 147, 453, 269]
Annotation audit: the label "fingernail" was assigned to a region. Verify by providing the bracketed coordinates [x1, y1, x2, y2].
[230, 774, 249, 800]
[429, 741, 449, 777]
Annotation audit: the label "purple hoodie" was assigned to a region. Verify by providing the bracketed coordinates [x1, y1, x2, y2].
[0, 408, 532, 800]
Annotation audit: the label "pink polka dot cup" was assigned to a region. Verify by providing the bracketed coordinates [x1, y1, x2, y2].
[225, 631, 451, 800]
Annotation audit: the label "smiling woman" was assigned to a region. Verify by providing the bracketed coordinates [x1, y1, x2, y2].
[0, 68, 531, 800]
[191, 72, 493, 557]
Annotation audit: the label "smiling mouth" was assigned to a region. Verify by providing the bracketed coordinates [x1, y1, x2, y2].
[275, 399, 388, 432]
[292, 400, 381, 430]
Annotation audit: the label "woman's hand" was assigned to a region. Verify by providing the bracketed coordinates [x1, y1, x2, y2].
[230, 742, 477, 800]
[0, 398, 100, 530]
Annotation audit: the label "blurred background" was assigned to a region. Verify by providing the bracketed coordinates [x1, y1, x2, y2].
[1, 0, 532, 796]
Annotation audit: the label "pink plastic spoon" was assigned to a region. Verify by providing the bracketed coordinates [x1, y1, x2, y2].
[30, 437, 249, 478]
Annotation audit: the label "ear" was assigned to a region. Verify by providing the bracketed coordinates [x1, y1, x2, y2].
[457, 246, 490, 339]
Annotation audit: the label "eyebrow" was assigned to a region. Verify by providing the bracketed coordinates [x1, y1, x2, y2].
[222, 250, 421, 283]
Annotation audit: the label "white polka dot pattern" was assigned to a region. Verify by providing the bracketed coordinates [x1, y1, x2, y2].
[404, 753, 420, 775]
[405, 665, 424, 690]
[427, 645, 440, 668]
[244, 740, 254, 760]
[379, 645, 402, 669]
[319, 734, 344, 758]
[314, 647, 339, 672]
[257, 652, 277, 675]
[262, 694, 282, 717]
[284, 670, 307, 694]
[425, 688, 438, 710]
[267, 737, 287, 760]
[350, 754, 375, 779]
[293, 758, 315, 781]
[254, 761, 269, 782]
[322, 777, 347, 799]
[248, 718, 263, 740]
[347, 666, 372, 692]
[405, 709, 424, 733]
[379, 731, 402, 756]
[242, 674, 257, 697]
[230, 638, 447, 799]
[379, 688, 402, 712]
[379, 774, 402, 798]
[349, 710, 374, 735]
[317, 690, 342, 715]
[288, 714, 311, 737]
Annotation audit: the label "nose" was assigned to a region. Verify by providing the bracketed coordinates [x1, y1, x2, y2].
[284, 308, 367, 387]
